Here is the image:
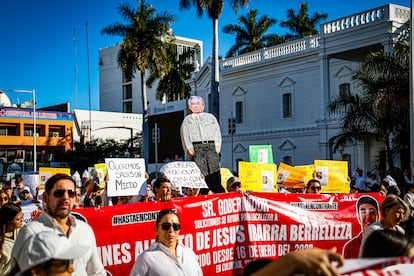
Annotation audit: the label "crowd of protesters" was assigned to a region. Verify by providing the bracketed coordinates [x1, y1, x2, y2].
[1, 166, 414, 275]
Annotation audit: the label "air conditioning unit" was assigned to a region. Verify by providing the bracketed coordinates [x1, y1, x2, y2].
[52, 132, 59, 138]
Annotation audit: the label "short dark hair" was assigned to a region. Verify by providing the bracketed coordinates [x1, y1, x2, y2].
[153, 177, 171, 189]
[45, 174, 75, 192]
[306, 179, 320, 190]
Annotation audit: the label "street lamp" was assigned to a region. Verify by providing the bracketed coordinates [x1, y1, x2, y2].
[0, 89, 36, 172]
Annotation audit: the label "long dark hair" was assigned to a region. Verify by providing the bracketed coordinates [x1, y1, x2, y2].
[0, 203, 22, 257]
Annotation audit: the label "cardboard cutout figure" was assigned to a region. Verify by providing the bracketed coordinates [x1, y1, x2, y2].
[180, 96, 225, 194]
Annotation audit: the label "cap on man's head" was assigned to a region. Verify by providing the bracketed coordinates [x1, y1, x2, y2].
[14, 231, 88, 272]
[20, 186, 31, 193]
[357, 195, 379, 210]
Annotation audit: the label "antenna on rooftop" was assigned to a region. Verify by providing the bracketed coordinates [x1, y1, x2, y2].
[74, 26, 78, 109]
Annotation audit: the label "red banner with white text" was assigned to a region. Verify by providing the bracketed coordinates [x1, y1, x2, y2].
[72, 192, 384, 276]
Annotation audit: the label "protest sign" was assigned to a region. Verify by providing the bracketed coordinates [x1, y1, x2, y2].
[314, 160, 349, 193]
[38, 167, 71, 189]
[105, 158, 146, 197]
[238, 161, 277, 192]
[94, 163, 107, 188]
[220, 167, 233, 191]
[160, 161, 208, 189]
[276, 163, 309, 188]
[249, 145, 273, 164]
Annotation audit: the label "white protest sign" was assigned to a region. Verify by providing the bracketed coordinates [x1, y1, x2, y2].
[160, 161, 208, 189]
[105, 158, 146, 197]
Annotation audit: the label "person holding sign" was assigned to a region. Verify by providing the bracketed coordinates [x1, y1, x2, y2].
[180, 95, 225, 194]
[130, 209, 202, 276]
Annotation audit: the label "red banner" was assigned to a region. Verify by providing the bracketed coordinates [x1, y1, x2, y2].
[73, 192, 384, 276]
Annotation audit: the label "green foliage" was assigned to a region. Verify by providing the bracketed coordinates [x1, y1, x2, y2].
[280, 2, 328, 40]
[223, 9, 286, 57]
[329, 33, 409, 170]
[63, 134, 142, 174]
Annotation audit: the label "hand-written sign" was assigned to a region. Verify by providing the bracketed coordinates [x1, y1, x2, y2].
[160, 161, 208, 189]
[105, 158, 146, 197]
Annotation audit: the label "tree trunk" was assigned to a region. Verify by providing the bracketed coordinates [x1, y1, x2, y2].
[140, 70, 149, 161]
[211, 18, 220, 121]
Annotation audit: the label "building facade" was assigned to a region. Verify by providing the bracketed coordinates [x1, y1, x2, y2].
[189, 4, 409, 174]
[0, 96, 73, 174]
[99, 4, 410, 176]
[99, 35, 203, 113]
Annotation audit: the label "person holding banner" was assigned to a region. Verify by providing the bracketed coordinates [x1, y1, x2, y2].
[153, 177, 172, 201]
[180, 95, 225, 194]
[251, 247, 344, 276]
[130, 209, 202, 276]
[12, 174, 106, 276]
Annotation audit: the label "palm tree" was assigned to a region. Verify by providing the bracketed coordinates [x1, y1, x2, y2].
[223, 9, 285, 58]
[280, 2, 328, 40]
[329, 39, 409, 171]
[147, 44, 196, 101]
[101, 0, 175, 159]
[179, 0, 251, 121]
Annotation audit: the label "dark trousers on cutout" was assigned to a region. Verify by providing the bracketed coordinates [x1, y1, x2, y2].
[192, 142, 225, 194]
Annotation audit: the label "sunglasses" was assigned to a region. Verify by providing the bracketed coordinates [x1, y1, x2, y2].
[52, 189, 77, 198]
[160, 222, 181, 231]
[310, 186, 321, 191]
[0, 197, 8, 201]
[21, 191, 30, 194]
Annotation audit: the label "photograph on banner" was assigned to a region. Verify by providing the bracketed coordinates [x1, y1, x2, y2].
[94, 163, 107, 188]
[239, 161, 277, 192]
[105, 158, 146, 197]
[314, 160, 349, 193]
[160, 161, 208, 189]
[277, 163, 309, 188]
[249, 145, 273, 164]
[220, 167, 233, 191]
[38, 167, 71, 189]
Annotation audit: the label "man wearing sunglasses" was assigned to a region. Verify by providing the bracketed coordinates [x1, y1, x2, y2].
[306, 179, 322, 194]
[12, 174, 106, 276]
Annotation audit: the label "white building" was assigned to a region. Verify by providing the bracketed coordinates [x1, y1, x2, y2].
[99, 4, 410, 175]
[99, 35, 203, 113]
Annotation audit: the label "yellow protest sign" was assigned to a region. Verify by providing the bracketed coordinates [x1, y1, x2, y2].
[277, 163, 308, 188]
[94, 163, 107, 188]
[314, 160, 349, 193]
[220, 167, 233, 191]
[39, 167, 71, 189]
[239, 161, 277, 192]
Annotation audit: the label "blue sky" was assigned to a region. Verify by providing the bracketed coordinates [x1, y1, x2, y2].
[0, 0, 410, 110]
